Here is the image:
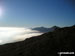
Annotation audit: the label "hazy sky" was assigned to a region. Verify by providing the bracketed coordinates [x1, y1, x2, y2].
[0, 0, 75, 27]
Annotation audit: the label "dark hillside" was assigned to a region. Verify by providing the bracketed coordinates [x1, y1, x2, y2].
[0, 25, 75, 56]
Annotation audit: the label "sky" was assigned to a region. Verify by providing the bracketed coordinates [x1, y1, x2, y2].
[0, 0, 75, 28]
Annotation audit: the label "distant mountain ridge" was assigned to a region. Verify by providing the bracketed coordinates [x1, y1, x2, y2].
[0, 25, 75, 56]
[32, 26, 60, 33]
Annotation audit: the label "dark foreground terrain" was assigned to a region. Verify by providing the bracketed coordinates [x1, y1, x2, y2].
[0, 25, 75, 56]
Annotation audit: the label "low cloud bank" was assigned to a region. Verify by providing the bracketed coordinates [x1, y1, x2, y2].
[0, 27, 43, 45]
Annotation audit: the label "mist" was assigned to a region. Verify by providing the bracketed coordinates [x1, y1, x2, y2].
[0, 27, 43, 45]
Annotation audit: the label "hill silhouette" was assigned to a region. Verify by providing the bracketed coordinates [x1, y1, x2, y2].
[0, 25, 75, 56]
[32, 26, 60, 33]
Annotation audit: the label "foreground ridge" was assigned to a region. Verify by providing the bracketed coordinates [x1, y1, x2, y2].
[0, 25, 75, 56]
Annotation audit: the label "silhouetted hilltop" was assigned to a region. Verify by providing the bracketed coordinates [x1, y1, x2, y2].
[32, 26, 60, 33]
[0, 25, 75, 56]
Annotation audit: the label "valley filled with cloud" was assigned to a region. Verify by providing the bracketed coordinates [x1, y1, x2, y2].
[0, 27, 43, 45]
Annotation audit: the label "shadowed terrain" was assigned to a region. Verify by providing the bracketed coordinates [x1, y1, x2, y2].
[0, 25, 75, 56]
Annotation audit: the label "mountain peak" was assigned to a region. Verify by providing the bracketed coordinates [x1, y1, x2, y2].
[32, 26, 60, 33]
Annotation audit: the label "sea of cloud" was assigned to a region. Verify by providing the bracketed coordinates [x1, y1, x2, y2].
[0, 27, 43, 45]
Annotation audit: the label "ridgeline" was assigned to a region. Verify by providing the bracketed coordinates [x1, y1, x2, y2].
[0, 25, 75, 56]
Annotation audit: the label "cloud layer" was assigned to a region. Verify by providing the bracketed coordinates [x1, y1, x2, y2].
[0, 27, 43, 45]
